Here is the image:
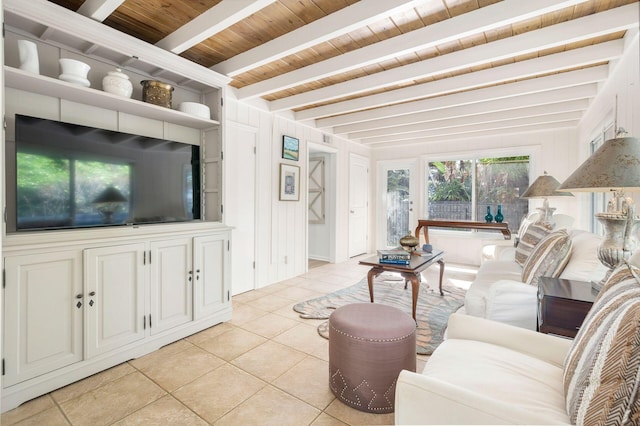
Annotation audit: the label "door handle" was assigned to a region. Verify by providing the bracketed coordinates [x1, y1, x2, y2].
[350, 210, 355, 213]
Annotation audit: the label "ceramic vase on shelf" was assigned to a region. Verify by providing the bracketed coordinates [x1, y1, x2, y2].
[495, 205, 504, 223]
[484, 206, 493, 223]
[102, 68, 133, 98]
[18, 40, 39, 74]
[59, 58, 91, 87]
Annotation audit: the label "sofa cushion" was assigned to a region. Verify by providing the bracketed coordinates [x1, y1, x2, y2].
[559, 229, 607, 282]
[521, 229, 572, 285]
[563, 263, 640, 425]
[464, 260, 523, 317]
[423, 338, 569, 424]
[515, 223, 552, 266]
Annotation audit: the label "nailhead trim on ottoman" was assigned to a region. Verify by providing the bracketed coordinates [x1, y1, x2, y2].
[328, 303, 417, 413]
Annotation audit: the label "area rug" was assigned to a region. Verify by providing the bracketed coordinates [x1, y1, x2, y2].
[293, 275, 466, 355]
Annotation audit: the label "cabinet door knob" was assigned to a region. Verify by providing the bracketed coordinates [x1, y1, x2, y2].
[76, 294, 83, 299]
[89, 291, 96, 296]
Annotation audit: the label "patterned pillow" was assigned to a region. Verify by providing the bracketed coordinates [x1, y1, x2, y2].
[521, 229, 572, 285]
[514, 223, 552, 266]
[563, 263, 640, 425]
[514, 215, 533, 248]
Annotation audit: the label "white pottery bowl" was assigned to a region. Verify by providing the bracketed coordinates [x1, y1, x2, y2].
[59, 58, 91, 87]
[178, 102, 210, 119]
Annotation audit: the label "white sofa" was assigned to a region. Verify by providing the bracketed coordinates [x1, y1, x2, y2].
[464, 228, 607, 330]
[395, 261, 640, 425]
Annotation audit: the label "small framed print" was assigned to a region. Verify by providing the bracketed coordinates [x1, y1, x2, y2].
[279, 163, 300, 201]
[282, 135, 299, 161]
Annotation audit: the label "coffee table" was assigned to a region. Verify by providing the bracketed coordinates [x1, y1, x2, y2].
[359, 249, 445, 320]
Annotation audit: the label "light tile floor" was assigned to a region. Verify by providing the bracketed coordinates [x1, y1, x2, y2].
[1, 255, 477, 426]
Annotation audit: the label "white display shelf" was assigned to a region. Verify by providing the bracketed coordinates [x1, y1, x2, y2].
[4, 66, 220, 129]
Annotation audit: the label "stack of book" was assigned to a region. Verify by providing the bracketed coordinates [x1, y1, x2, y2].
[377, 248, 411, 265]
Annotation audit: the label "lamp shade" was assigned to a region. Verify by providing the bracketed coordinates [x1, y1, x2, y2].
[93, 186, 127, 203]
[521, 172, 573, 198]
[557, 137, 640, 192]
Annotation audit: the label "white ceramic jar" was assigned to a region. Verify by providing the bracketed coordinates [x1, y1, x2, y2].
[102, 68, 133, 98]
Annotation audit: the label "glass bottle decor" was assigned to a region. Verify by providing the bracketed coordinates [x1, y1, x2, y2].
[484, 206, 493, 223]
[495, 205, 504, 223]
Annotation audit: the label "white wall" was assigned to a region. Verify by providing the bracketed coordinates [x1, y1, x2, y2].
[574, 30, 640, 229]
[224, 94, 372, 287]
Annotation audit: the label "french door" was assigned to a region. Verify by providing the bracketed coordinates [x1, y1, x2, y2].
[379, 161, 417, 248]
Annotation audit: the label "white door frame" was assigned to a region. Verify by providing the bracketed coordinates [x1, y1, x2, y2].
[307, 142, 338, 264]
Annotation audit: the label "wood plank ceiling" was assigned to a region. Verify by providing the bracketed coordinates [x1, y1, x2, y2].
[35, 0, 640, 147]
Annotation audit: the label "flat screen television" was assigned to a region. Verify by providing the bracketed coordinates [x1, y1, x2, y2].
[8, 114, 201, 232]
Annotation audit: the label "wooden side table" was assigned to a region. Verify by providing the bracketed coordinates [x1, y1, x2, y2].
[537, 277, 598, 338]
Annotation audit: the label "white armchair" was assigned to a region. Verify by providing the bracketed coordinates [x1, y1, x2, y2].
[396, 262, 640, 425]
[394, 313, 572, 425]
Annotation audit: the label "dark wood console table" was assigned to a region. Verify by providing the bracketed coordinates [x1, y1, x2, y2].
[415, 219, 511, 244]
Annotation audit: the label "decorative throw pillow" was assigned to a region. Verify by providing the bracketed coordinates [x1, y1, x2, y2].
[514, 223, 552, 266]
[521, 229, 572, 285]
[563, 263, 640, 425]
[513, 215, 533, 248]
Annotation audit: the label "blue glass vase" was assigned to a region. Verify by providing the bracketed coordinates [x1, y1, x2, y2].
[495, 205, 504, 223]
[484, 206, 493, 223]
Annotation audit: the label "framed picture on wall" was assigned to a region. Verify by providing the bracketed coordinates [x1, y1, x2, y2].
[282, 135, 299, 161]
[279, 163, 300, 201]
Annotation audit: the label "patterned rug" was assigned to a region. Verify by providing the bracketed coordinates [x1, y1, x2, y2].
[293, 274, 466, 355]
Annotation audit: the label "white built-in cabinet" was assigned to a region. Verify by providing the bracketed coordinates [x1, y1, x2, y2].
[1, 3, 233, 412]
[148, 238, 193, 335]
[84, 243, 146, 359]
[3, 251, 84, 387]
[2, 228, 231, 409]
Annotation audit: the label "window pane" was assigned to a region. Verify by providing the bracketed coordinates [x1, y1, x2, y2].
[386, 168, 410, 246]
[427, 160, 472, 220]
[476, 156, 529, 231]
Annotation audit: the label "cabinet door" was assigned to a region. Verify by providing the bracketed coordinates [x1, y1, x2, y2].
[149, 238, 193, 335]
[84, 243, 146, 358]
[4, 251, 83, 386]
[193, 234, 230, 319]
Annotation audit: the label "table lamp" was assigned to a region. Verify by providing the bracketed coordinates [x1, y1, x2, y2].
[93, 186, 127, 224]
[520, 171, 573, 228]
[557, 134, 640, 290]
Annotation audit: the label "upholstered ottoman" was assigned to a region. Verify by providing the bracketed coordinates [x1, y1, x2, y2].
[328, 302, 416, 413]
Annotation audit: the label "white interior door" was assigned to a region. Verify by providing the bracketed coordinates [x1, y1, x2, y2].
[379, 161, 417, 248]
[349, 154, 369, 257]
[226, 123, 256, 295]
